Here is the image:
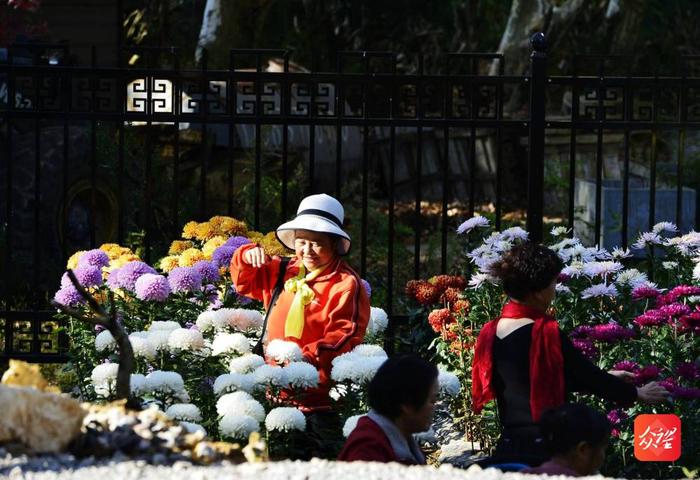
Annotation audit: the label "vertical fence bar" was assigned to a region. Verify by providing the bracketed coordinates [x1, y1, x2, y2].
[144, 54, 153, 263]
[495, 57, 504, 231]
[414, 55, 424, 280]
[649, 81, 658, 231]
[527, 33, 546, 242]
[90, 46, 98, 248]
[32, 48, 41, 312]
[568, 62, 578, 233]
[308, 55, 316, 195]
[201, 49, 209, 218]
[441, 74, 450, 273]
[387, 54, 397, 319]
[117, 46, 125, 245]
[621, 75, 631, 249]
[335, 55, 343, 198]
[4, 49, 14, 306]
[173, 48, 181, 231]
[281, 54, 290, 222]
[254, 53, 262, 230]
[360, 52, 369, 278]
[228, 51, 236, 217]
[677, 71, 686, 228]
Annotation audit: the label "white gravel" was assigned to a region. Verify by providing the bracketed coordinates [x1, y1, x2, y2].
[1, 455, 609, 480]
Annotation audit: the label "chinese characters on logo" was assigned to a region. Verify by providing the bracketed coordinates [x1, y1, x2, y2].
[634, 414, 681, 462]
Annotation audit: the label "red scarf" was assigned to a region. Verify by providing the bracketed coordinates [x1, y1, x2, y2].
[471, 300, 565, 422]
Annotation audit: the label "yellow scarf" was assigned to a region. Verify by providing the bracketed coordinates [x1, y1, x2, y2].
[283, 263, 323, 338]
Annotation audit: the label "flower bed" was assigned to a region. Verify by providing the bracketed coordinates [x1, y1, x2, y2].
[407, 219, 700, 479]
[53, 215, 459, 459]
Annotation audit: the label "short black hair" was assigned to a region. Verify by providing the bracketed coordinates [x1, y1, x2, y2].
[489, 241, 563, 300]
[367, 354, 438, 420]
[540, 403, 611, 456]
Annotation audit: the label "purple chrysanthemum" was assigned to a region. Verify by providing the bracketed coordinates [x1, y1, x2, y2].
[571, 338, 598, 360]
[570, 325, 594, 339]
[679, 311, 700, 334]
[193, 260, 220, 283]
[613, 360, 639, 372]
[72, 265, 103, 288]
[224, 235, 252, 250]
[361, 278, 371, 298]
[670, 386, 700, 400]
[106, 267, 121, 290]
[657, 285, 700, 306]
[633, 311, 666, 328]
[211, 245, 236, 269]
[634, 365, 661, 385]
[53, 285, 85, 307]
[589, 322, 636, 343]
[134, 273, 171, 302]
[631, 284, 661, 301]
[675, 362, 700, 381]
[168, 266, 203, 293]
[607, 409, 628, 425]
[77, 249, 110, 269]
[116, 261, 157, 291]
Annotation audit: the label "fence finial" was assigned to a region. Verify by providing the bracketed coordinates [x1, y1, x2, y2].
[530, 32, 547, 53]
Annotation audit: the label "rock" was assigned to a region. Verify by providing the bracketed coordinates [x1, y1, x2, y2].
[437, 439, 481, 468]
[0, 384, 86, 453]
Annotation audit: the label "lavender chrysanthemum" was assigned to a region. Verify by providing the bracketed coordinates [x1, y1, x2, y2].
[53, 285, 85, 307]
[73, 265, 103, 288]
[106, 267, 121, 290]
[168, 266, 203, 294]
[77, 248, 110, 269]
[456, 216, 489, 234]
[117, 261, 157, 291]
[580, 283, 618, 299]
[211, 246, 236, 269]
[135, 273, 171, 302]
[361, 279, 371, 298]
[224, 235, 252, 250]
[193, 260, 220, 283]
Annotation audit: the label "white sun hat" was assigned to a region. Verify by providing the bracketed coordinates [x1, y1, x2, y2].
[276, 194, 351, 255]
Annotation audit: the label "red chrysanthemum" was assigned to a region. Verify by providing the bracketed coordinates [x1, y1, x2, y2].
[415, 283, 441, 305]
[405, 280, 423, 297]
[430, 274, 467, 292]
[440, 287, 462, 305]
[428, 308, 455, 333]
[451, 299, 471, 315]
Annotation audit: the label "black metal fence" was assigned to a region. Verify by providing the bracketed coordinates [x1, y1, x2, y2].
[2, 35, 700, 361]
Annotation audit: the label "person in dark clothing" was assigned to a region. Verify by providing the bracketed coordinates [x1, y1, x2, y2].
[522, 403, 611, 477]
[338, 354, 438, 464]
[471, 242, 668, 467]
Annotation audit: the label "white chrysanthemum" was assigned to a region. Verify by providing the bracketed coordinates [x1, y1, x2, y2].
[168, 328, 205, 351]
[219, 414, 259, 440]
[213, 372, 255, 396]
[129, 334, 156, 360]
[195, 310, 220, 332]
[216, 391, 255, 415]
[130, 330, 150, 339]
[180, 421, 207, 436]
[331, 355, 385, 385]
[351, 344, 388, 358]
[264, 407, 306, 432]
[555, 283, 572, 295]
[615, 268, 648, 288]
[265, 339, 303, 364]
[550, 237, 580, 252]
[438, 370, 461, 397]
[653, 221, 679, 234]
[91, 363, 118, 387]
[550, 226, 570, 237]
[468, 272, 497, 289]
[216, 395, 265, 422]
[165, 403, 203, 422]
[367, 307, 389, 337]
[149, 320, 181, 332]
[252, 364, 287, 388]
[226, 308, 264, 331]
[561, 261, 584, 278]
[148, 330, 172, 351]
[456, 216, 489, 234]
[331, 351, 359, 367]
[611, 247, 632, 259]
[343, 415, 364, 438]
[662, 261, 678, 270]
[632, 231, 663, 250]
[283, 362, 319, 389]
[693, 262, 700, 282]
[95, 330, 116, 352]
[500, 226, 529, 241]
[582, 261, 624, 278]
[212, 332, 251, 356]
[144, 370, 185, 394]
[229, 353, 265, 374]
[580, 283, 619, 299]
[130, 373, 146, 396]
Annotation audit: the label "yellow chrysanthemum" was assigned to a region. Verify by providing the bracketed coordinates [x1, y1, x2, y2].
[159, 255, 180, 272]
[194, 222, 216, 242]
[179, 248, 206, 267]
[99, 243, 133, 260]
[168, 240, 195, 256]
[217, 217, 248, 237]
[109, 253, 141, 270]
[258, 231, 288, 257]
[247, 231, 264, 243]
[182, 221, 199, 239]
[202, 236, 227, 258]
[208, 215, 230, 227]
[66, 251, 85, 270]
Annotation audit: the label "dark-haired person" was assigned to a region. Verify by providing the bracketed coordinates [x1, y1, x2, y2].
[231, 194, 370, 457]
[338, 354, 438, 464]
[471, 241, 668, 466]
[522, 403, 611, 476]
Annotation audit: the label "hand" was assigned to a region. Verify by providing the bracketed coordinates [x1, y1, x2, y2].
[243, 246, 269, 268]
[637, 381, 669, 404]
[608, 370, 636, 383]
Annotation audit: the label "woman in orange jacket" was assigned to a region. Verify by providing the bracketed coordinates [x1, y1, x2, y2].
[230, 193, 370, 457]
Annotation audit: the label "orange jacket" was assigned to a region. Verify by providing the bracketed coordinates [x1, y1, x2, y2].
[230, 243, 370, 409]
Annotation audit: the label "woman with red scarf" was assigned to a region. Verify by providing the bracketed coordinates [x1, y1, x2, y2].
[471, 242, 668, 467]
